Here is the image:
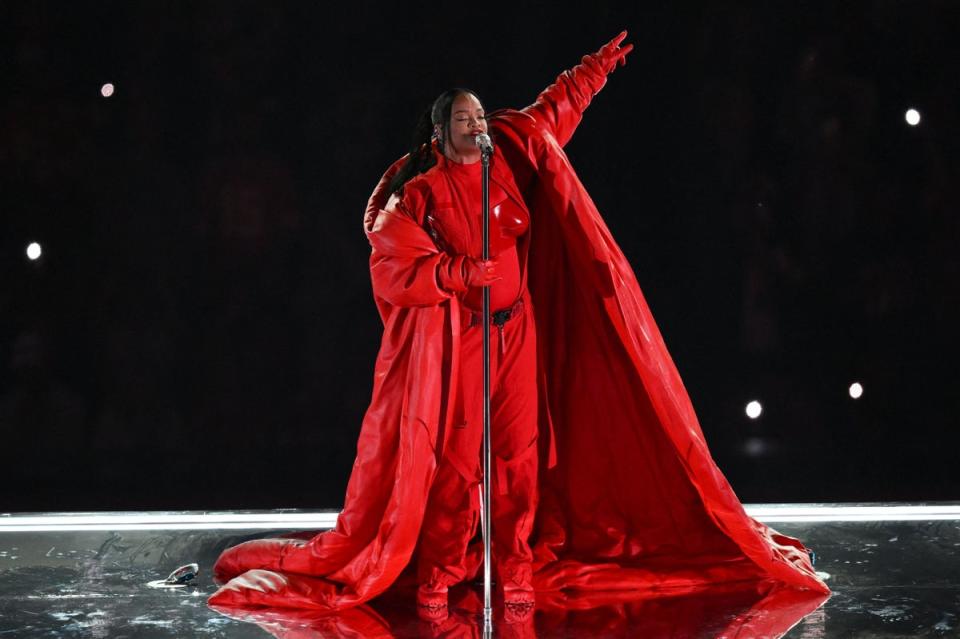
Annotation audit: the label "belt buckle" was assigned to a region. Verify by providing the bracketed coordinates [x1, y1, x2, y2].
[468, 298, 521, 329]
[492, 308, 511, 327]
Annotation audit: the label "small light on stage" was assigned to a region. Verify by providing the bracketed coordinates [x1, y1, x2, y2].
[745, 400, 762, 419]
[26, 242, 42, 261]
[849, 382, 864, 399]
[101, 83, 115, 98]
[743, 436, 769, 457]
[905, 108, 920, 126]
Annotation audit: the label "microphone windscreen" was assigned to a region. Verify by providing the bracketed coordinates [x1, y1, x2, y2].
[475, 133, 494, 153]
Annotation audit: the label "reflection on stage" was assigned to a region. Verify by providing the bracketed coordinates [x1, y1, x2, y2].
[2, 504, 958, 637]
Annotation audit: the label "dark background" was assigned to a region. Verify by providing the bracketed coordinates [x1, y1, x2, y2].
[2, 1, 958, 512]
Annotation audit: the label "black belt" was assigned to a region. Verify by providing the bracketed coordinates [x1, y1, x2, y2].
[468, 297, 524, 329]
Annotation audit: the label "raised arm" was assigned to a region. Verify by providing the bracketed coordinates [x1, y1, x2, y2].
[521, 31, 632, 147]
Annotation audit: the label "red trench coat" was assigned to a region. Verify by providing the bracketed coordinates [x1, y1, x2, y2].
[209, 47, 829, 611]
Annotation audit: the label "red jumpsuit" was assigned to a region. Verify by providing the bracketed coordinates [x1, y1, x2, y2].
[403, 150, 538, 594]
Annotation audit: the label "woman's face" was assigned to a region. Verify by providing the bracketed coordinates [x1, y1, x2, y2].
[439, 92, 487, 163]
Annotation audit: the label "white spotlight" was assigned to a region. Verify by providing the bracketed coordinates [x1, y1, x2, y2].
[26, 242, 42, 261]
[905, 109, 920, 126]
[743, 436, 769, 457]
[745, 400, 762, 419]
[849, 382, 864, 399]
[101, 83, 115, 98]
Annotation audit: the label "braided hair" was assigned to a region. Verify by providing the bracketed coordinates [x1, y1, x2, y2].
[388, 88, 482, 195]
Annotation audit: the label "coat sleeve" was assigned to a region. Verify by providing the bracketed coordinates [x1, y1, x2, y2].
[520, 45, 622, 148]
[365, 171, 470, 308]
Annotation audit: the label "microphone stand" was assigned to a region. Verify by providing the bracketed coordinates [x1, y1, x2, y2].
[479, 138, 493, 636]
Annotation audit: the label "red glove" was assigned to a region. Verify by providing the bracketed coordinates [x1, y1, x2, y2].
[592, 31, 633, 74]
[464, 257, 501, 287]
[437, 255, 501, 292]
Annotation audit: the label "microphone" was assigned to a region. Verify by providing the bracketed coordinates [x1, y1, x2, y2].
[474, 133, 494, 155]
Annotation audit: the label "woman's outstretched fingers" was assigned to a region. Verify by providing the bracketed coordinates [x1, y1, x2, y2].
[600, 31, 633, 69]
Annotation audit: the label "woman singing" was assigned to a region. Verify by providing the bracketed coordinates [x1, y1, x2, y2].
[209, 31, 828, 616]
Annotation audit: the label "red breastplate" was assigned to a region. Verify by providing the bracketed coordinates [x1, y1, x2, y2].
[427, 157, 530, 311]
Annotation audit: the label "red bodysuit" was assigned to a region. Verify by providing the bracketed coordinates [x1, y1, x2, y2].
[412, 148, 539, 596]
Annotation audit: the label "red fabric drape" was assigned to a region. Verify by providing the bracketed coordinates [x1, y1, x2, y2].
[209, 39, 828, 613]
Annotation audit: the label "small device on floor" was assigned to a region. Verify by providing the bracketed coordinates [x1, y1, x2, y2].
[146, 563, 199, 589]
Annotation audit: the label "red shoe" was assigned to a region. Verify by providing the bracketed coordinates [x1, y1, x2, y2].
[416, 583, 449, 621]
[504, 598, 535, 624]
[502, 563, 535, 609]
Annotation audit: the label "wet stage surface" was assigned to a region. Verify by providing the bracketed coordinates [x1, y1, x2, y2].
[1, 504, 958, 637]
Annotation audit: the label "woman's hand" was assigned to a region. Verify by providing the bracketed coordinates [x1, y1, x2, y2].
[464, 257, 502, 287]
[595, 31, 633, 74]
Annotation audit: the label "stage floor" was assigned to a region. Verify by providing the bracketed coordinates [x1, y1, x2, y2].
[1, 504, 958, 637]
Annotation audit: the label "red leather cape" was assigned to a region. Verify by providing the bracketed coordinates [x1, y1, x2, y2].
[209, 54, 829, 612]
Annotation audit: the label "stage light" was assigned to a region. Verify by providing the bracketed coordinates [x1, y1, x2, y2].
[745, 400, 762, 419]
[1, 506, 958, 532]
[100, 83, 115, 98]
[905, 108, 920, 126]
[743, 436, 769, 457]
[849, 382, 863, 399]
[26, 242, 42, 260]
[0, 512, 340, 532]
[743, 504, 960, 523]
